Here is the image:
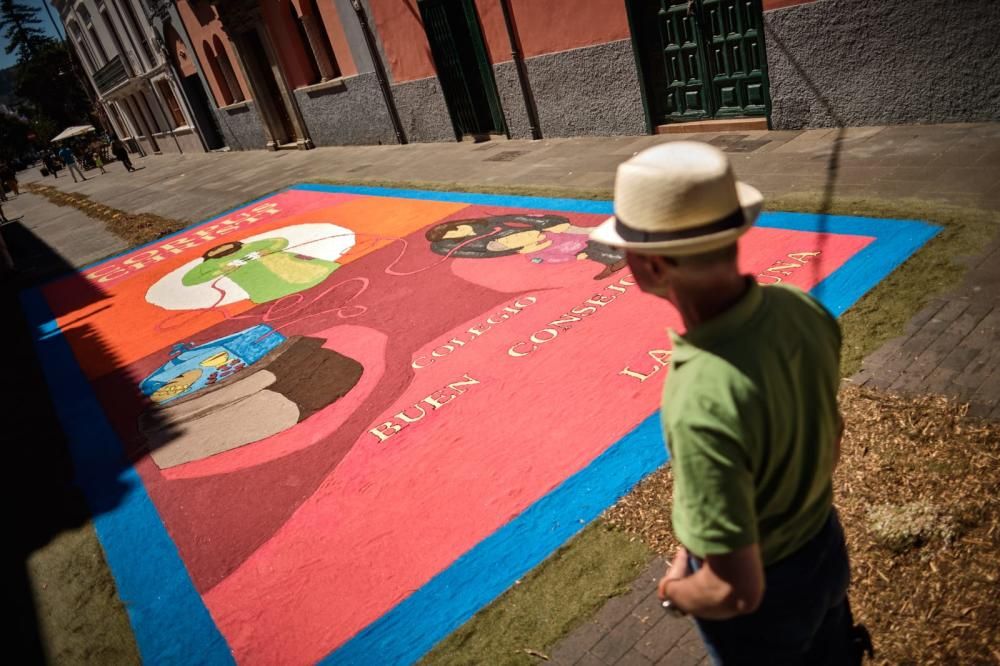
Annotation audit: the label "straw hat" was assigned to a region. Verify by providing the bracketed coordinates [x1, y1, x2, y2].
[590, 141, 763, 256]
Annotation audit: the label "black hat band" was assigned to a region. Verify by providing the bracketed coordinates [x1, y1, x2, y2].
[613, 207, 745, 243]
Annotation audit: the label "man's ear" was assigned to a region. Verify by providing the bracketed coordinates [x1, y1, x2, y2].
[642, 254, 675, 285]
[646, 254, 669, 279]
[627, 251, 672, 293]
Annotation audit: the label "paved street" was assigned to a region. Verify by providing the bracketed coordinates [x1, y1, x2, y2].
[2, 190, 128, 271]
[16, 123, 1000, 235]
[852, 235, 1000, 419]
[6, 122, 999, 665]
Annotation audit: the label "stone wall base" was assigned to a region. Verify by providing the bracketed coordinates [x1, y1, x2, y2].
[214, 101, 268, 151]
[294, 73, 399, 147]
[496, 39, 646, 140]
[765, 0, 1000, 129]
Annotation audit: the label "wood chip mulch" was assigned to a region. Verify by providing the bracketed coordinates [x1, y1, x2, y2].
[604, 385, 1000, 665]
[25, 183, 185, 245]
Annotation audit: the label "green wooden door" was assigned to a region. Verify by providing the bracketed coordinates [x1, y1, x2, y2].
[627, 0, 770, 126]
[701, 0, 768, 117]
[419, 0, 506, 139]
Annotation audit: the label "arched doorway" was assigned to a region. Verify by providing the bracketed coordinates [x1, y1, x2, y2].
[165, 22, 226, 149]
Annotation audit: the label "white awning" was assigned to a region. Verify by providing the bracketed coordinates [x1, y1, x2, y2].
[50, 125, 96, 143]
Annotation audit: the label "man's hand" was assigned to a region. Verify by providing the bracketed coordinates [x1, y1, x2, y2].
[656, 543, 765, 620]
[657, 546, 689, 600]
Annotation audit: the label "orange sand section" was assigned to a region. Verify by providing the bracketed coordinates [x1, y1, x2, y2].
[47, 194, 468, 380]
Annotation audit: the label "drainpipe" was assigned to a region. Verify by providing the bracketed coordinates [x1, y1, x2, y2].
[499, 0, 540, 140]
[350, 0, 406, 145]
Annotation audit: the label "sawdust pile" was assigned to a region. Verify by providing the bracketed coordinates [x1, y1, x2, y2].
[26, 183, 185, 245]
[604, 385, 1000, 664]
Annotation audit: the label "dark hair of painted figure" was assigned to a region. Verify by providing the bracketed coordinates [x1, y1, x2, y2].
[425, 214, 626, 279]
[426, 215, 566, 258]
[203, 241, 244, 260]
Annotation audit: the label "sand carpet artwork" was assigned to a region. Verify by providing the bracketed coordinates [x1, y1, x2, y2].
[21, 185, 938, 664]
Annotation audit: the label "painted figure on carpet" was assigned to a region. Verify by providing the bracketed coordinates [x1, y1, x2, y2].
[138, 324, 363, 469]
[146, 223, 356, 311]
[141, 324, 284, 404]
[426, 214, 626, 280]
[183, 238, 340, 304]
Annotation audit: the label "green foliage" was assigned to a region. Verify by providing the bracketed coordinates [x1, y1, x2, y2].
[0, 0, 47, 61]
[867, 500, 957, 552]
[15, 39, 92, 130]
[28, 113, 57, 143]
[0, 0, 95, 154]
[0, 108, 31, 159]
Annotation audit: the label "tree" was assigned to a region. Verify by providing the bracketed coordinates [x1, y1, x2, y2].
[0, 0, 48, 62]
[0, 110, 31, 159]
[16, 39, 92, 129]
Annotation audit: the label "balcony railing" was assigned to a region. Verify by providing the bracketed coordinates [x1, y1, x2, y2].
[93, 55, 129, 95]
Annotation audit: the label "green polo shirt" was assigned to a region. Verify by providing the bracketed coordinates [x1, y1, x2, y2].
[661, 281, 841, 566]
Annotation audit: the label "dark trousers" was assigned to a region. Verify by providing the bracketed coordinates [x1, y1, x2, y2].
[693, 510, 855, 665]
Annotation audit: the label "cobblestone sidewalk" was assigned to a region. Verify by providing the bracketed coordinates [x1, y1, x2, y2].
[852, 237, 1000, 418]
[549, 558, 707, 666]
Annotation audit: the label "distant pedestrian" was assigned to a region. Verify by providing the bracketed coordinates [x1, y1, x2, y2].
[0, 222, 14, 278]
[92, 150, 107, 174]
[111, 140, 135, 172]
[0, 162, 18, 196]
[42, 153, 59, 178]
[57, 145, 88, 183]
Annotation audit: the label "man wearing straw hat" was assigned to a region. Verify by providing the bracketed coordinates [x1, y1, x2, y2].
[591, 142, 870, 664]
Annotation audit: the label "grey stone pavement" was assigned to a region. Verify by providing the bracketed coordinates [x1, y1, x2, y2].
[15, 122, 1000, 234]
[5, 122, 999, 664]
[851, 235, 1000, 420]
[2, 191, 127, 272]
[549, 557, 709, 666]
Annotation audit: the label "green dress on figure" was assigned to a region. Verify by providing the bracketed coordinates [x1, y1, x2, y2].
[183, 238, 340, 304]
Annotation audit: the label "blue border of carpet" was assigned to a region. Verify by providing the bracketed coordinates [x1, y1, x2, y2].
[19, 185, 939, 665]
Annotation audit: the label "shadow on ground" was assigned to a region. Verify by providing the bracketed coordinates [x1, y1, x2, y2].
[1, 221, 150, 663]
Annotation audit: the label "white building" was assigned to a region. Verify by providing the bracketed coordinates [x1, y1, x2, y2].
[53, 0, 217, 154]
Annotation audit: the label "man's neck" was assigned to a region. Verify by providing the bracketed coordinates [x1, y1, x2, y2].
[675, 275, 751, 331]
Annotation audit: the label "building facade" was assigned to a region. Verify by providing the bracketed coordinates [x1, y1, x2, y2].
[94, 0, 1000, 151]
[53, 0, 222, 154]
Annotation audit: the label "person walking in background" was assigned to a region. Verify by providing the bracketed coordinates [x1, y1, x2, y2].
[0, 203, 8, 225]
[42, 152, 59, 179]
[590, 142, 872, 665]
[0, 162, 18, 196]
[111, 140, 135, 172]
[57, 144, 87, 183]
[0, 219, 15, 278]
[92, 149, 107, 174]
